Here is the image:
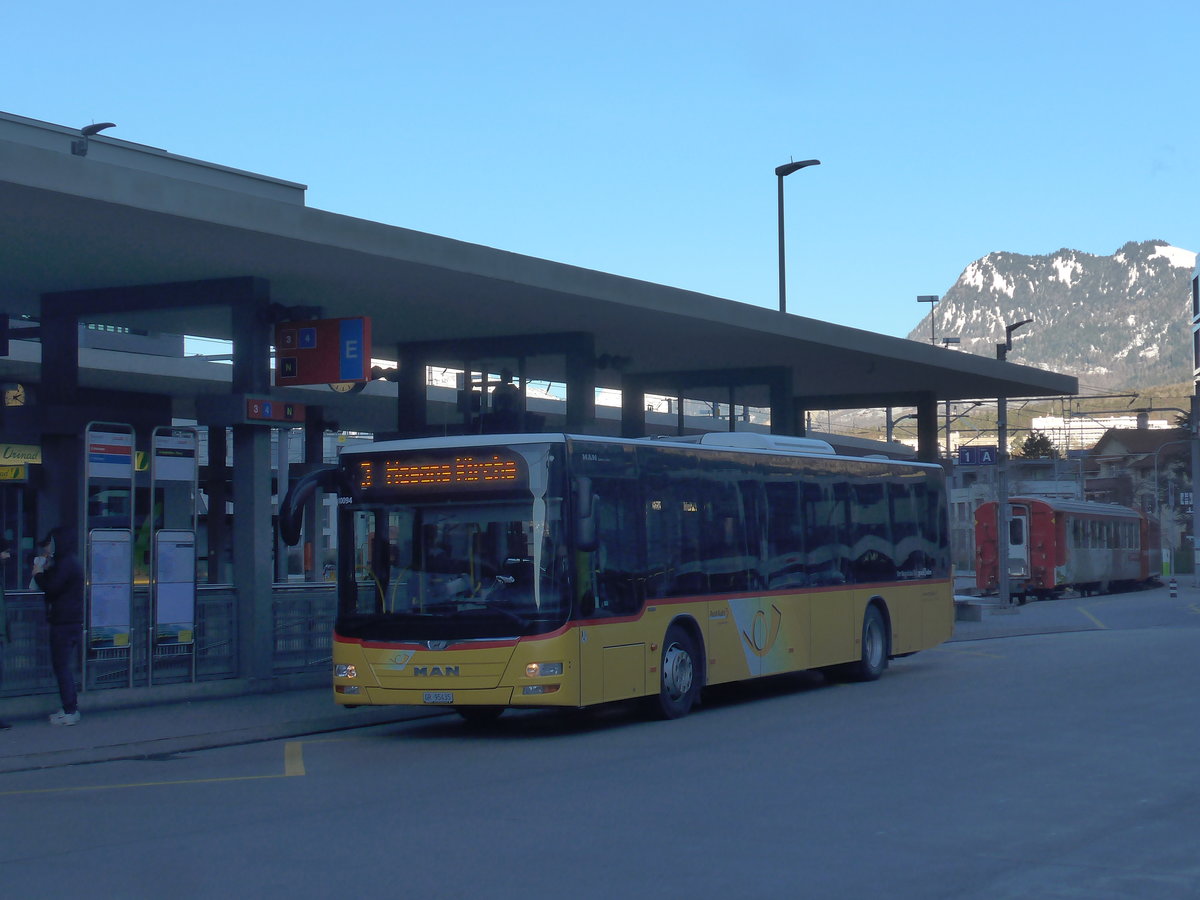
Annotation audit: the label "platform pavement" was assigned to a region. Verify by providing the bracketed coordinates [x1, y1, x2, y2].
[0, 579, 1192, 774]
[0, 685, 439, 775]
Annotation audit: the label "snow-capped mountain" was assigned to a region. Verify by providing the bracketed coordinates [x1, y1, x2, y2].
[910, 240, 1198, 390]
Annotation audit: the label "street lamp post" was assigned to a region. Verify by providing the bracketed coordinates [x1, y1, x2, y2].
[941, 337, 960, 460]
[995, 319, 1033, 606]
[1153, 439, 1191, 577]
[918, 295, 940, 344]
[775, 159, 821, 314]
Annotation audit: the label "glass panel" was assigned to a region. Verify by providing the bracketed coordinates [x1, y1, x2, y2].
[342, 498, 569, 638]
[1009, 517, 1025, 546]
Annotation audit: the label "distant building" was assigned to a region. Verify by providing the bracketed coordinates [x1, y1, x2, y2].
[1029, 414, 1172, 451]
[1084, 428, 1191, 568]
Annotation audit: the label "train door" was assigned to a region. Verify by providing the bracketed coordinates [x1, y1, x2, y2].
[1007, 505, 1030, 585]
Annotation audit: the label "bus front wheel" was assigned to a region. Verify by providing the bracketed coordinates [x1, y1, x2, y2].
[654, 626, 702, 719]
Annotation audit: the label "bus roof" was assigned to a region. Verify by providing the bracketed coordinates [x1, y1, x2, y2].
[339, 432, 941, 471]
[998, 496, 1144, 519]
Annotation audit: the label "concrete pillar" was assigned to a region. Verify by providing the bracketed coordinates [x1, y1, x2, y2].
[232, 423, 274, 682]
[396, 346, 429, 437]
[205, 425, 230, 584]
[36, 311, 83, 541]
[620, 376, 645, 438]
[916, 393, 939, 464]
[769, 375, 795, 435]
[564, 334, 596, 432]
[231, 287, 274, 684]
[303, 408, 324, 581]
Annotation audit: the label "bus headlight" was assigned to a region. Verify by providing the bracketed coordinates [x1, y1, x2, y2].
[335, 664, 357, 679]
[525, 662, 563, 677]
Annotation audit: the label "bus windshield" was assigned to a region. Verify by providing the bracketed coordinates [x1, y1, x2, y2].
[341, 496, 570, 641]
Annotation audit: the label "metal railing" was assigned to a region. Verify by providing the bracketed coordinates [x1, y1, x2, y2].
[0, 583, 336, 699]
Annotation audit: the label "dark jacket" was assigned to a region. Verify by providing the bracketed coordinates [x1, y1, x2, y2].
[35, 550, 85, 626]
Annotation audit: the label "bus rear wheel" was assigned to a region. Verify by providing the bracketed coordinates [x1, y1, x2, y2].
[654, 626, 701, 719]
[846, 605, 888, 682]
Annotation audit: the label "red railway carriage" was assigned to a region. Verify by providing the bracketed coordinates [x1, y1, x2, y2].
[975, 497, 1159, 598]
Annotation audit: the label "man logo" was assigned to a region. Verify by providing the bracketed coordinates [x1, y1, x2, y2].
[413, 666, 460, 677]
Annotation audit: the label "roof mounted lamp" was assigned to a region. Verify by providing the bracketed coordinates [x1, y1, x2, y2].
[996, 318, 1033, 361]
[71, 122, 116, 157]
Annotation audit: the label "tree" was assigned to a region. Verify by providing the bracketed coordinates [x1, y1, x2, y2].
[1014, 430, 1060, 459]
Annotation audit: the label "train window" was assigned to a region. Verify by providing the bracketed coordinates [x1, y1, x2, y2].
[1009, 517, 1025, 546]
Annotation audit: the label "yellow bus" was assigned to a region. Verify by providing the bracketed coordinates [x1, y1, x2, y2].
[281, 432, 953, 722]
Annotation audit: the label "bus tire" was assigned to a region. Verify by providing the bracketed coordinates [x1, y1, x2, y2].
[847, 604, 888, 682]
[654, 625, 702, 719]
[457, 706, 504, 726]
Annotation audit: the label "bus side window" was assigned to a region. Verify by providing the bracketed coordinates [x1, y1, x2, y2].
[588, 477, 643, 616]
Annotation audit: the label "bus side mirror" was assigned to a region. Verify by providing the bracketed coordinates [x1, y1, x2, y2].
[279, 465, 342, 546]
[574, 477, 598, 552]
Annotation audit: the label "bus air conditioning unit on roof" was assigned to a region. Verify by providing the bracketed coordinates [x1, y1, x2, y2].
[697, 433, 836, 455]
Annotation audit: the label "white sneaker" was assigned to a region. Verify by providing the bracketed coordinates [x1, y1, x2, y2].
[49, 710, 80, 726]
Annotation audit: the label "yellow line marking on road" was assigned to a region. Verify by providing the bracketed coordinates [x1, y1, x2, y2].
[0, 772, 294, 797]
[285, 741, 306, 776]
[935, 646, 1005, 659]
[0, 742, 310, 798]
[1076, 606, 1108, 629]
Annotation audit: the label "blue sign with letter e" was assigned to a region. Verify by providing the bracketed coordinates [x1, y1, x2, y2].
[339, 318, 366, 381]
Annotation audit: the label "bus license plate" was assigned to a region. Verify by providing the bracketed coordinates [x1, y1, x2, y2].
[423, 691, 454, 704]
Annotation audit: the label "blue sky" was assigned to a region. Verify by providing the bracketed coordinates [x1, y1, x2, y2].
[6, 0, 1197, 338]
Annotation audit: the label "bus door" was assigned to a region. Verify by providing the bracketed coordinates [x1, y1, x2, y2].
[576, 480, 647, 706]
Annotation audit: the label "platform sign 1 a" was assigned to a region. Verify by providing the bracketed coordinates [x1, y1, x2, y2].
[957, 445, 998, 466]
[274, 316, 372, 386]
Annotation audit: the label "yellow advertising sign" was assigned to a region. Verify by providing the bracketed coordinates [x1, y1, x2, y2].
[0, 465, 26, 481]
[0, 443, 41, 464]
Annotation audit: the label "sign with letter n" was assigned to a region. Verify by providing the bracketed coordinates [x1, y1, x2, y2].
[274, 317, 372, 386]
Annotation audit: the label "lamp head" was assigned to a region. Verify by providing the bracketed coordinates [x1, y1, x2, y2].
[775, 159, 821, 177]
[71, 122, 116, 157]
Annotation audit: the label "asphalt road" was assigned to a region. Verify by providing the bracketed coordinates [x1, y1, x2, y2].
[2, 585, 1198, 899]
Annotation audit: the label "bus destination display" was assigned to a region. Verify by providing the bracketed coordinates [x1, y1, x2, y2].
[355, 452, 523, 497]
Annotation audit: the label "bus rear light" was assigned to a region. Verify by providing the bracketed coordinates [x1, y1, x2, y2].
[335, 664, 358, 679]
[522, 684, 560, 695]
[525, 662, 563, 677]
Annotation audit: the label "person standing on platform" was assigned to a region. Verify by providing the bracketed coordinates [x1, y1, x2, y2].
[33, 528, 84, 726]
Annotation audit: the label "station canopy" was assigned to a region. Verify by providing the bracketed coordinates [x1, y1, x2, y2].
[0, 111, 1077, 432]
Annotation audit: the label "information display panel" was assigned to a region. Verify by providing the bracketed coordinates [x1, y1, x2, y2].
[88, 529, 133, 649]
[154, 530, 196, 644]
